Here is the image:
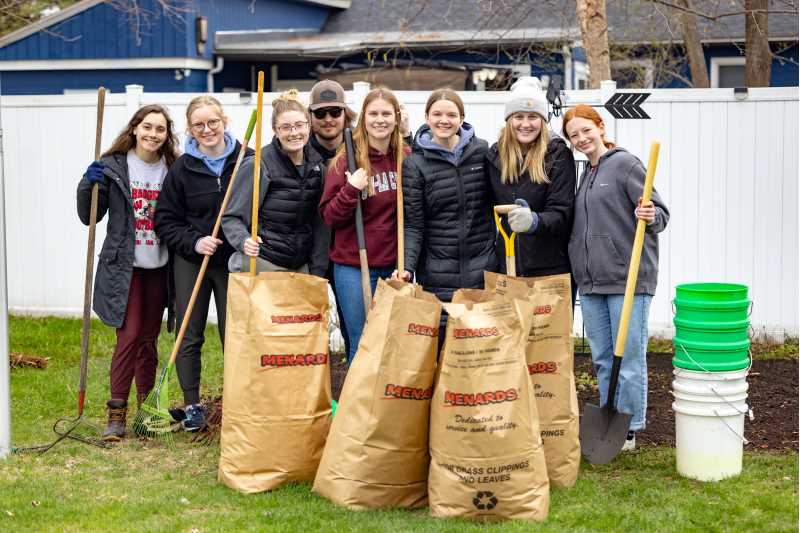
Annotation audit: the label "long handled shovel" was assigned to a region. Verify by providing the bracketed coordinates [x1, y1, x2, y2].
[493, 204, 519, 277]
[20, 88, 110, 455]
[249, 71, 265, 276]
[343, 128, 371, 316]
[132, 109, 259, 446]
[580, 142, 661, 465]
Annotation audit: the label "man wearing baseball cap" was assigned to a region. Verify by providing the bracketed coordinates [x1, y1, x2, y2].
[308, 80, 356, 162]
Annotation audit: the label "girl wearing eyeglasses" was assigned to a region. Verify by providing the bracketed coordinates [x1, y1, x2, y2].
[154, 95, 254, 431]
[319, 87, 409, 364]
[222, 89, 328, 276]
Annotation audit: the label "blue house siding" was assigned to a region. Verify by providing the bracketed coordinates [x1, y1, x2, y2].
[0, 1, 190, 60]
[1, 69, 206, 95]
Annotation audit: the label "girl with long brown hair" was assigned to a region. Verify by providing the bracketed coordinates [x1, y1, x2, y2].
[319, 87, 408, 363]
[563, 104, 670, 451]
[76, 104, 179, 441]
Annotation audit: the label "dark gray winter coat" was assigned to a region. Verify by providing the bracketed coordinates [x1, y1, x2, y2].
[76, 153, 167, 328]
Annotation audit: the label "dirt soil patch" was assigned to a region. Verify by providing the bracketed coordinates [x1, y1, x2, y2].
[330, 354, 798, 452]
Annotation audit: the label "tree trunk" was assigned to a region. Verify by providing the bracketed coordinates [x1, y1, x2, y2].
[745, 0, 772, 86]
[676, 0, 709, 87]
[575, 0, 611, 89]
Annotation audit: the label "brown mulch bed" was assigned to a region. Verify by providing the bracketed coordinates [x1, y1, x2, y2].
[330, 353, 798, 452]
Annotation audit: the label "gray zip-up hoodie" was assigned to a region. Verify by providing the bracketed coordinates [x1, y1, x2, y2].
[568, 147, 669, 296]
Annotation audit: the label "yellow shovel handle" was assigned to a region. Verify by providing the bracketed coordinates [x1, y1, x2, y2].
[493, 206, 517, 277]
[614, 142, 660, 357]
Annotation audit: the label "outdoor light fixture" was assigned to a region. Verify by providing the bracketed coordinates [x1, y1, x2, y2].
[196, 16, 208, 55]
[734, 87, 749, 101]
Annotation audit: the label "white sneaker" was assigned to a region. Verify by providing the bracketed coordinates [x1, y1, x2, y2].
[621, 431, 636, 451]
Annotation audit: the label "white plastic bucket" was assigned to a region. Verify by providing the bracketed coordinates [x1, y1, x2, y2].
[671, 368, 751, 482]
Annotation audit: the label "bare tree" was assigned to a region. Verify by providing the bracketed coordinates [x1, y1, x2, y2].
[745, 0, 772, 86]
[576, 0, 612, 88]
[674, 0, 709, 87]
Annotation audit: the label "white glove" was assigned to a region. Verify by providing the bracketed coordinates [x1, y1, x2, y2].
[327, 283, 346, 356]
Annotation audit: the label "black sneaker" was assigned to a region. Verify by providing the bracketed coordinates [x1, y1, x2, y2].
[181, 404, 206, 432]
[621, 430, 636, 451]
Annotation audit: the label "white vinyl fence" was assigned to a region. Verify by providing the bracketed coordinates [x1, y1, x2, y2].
[1, 83, 797, 339]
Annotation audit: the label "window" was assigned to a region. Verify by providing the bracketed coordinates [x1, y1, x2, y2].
[710, 57, 746, 88]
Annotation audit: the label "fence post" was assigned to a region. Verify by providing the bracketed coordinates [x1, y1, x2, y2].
[351, 81, 370, 118]
[0, 74, 10, 459]
[125, 84, 144, 117]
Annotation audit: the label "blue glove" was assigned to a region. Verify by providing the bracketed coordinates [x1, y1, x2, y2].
[508, 198, 539, 233]
[85, 161, 105, 184]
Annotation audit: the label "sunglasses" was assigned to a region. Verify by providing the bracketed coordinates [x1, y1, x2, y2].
[312, 107, 344, 120]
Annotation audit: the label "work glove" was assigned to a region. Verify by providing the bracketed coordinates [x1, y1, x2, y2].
[85, 161, 106, 184]
[508, 199, 539, 233]
[327, 283, 346, 357]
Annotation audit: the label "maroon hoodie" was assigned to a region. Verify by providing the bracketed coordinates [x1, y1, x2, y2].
[320, 146, 404, 268]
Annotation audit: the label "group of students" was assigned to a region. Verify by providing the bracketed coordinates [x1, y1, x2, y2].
[76, 77, 669, 451]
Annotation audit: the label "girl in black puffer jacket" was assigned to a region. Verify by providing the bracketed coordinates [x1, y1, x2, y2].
[486, 77, 576, 282]
[154, 96, 253, 430]
[397, 89, 497, 327]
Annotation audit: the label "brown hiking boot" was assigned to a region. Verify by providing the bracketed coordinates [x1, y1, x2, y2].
[102, 399, 127, 442]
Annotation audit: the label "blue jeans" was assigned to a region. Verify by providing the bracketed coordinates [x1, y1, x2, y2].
[333, 263, 394, 364]
[579, 293, 652, 431]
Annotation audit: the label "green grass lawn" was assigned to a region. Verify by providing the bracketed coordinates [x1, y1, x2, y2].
[2, 316, 798, 532]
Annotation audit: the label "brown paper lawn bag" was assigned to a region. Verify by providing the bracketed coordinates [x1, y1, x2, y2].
[484, 272, 580, 488]
[313, 279, 442, 509]
[219, 271, 332, 493]
[428, 295, 550, 521]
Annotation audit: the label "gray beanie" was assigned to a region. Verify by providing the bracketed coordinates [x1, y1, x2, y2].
[504, 76, 549, 122]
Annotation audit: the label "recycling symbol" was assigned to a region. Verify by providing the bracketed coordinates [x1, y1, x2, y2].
[472, 491, 498, 510]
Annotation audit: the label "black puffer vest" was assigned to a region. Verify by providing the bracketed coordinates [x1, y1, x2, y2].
[258, 137, 325, 269]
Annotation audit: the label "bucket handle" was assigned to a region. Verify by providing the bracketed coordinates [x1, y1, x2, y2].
[713, 409, 750, 445]
[709, 386, 755, 420]
[748, 300, 754, 317]
[673, 344, 752, 379]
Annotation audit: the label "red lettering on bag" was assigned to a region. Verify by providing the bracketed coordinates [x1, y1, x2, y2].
[270, 313, 323, 324]
[260, 353, 327, 368]
[407, 323, 438, 337]
[383, 384, 433, 400]
[443, 388, 518, 406]
[527, 361, 558, 375]
[533, 305, 552, 315]
[452, 327, 500, 339]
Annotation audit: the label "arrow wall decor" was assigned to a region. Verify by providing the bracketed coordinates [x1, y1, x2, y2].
[604, 92, 651, 119]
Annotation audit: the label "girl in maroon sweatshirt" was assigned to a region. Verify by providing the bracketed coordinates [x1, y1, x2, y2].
[319, 87, 408, 363]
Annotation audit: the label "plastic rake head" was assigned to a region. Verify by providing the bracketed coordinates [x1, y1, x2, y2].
[132, 367, 178, 447]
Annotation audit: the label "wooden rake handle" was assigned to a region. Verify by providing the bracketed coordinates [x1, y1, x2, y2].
[166, 110, 259, 367]
[249, 71, 265, 276]
[77, 86, 105, 416]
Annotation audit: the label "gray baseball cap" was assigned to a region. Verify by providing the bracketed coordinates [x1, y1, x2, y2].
[309, 80, 347, 111]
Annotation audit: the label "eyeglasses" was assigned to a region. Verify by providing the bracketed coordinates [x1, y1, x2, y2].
[276, 121, 309, 134]
[190, 118, 222, 133]
[312, 107, 344, 120]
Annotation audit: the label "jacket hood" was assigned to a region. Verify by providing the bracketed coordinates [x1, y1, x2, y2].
[413, 122, 475, 160]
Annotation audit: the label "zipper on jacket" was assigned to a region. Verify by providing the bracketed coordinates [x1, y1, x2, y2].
[582, 165, 595, 292]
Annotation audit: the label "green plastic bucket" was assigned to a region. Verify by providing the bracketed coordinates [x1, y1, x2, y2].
[672, 337, 750, 372]
[675, 283, 749, 303]
[673, 297, 751, 323]
[673, 317, 750, 344]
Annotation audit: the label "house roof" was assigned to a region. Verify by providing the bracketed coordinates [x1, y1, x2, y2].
[0, 0, 103, 49]
[321, 0, 798, 43]
[215, 0, 797, 57]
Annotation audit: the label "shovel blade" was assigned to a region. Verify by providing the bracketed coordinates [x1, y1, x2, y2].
[579, 402, 633, 464]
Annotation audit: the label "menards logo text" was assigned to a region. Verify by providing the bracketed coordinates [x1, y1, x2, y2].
[261, 353, 327, 367]
[453, 327, 499, 338]
[383, 384, 433, 400]
[444, 388, 518, 406]
[408, 323, 438, 337]
[271, 313, 323, 324]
